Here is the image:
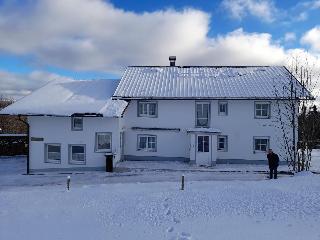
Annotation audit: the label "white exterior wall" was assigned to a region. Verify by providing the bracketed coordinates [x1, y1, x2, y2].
[28, 116, 121, 170]
[122, 100, 292, 163]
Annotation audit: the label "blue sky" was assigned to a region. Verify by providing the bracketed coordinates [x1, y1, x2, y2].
[0, 0, 319, 98]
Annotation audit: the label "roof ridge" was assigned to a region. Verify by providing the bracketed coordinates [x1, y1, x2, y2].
[127, 65, 284, 68]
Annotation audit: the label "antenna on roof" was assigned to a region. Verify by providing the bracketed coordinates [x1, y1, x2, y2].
[169, 56, 176, 67]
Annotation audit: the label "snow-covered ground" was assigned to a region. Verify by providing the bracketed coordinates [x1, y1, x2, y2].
[1, 154, 320, 240]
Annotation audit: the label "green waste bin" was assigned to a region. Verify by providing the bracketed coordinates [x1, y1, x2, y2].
[105, 153, 113, 172]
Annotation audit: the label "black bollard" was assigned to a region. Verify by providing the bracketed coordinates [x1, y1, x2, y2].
[67, 176, 71, 191]
[181, 175, 184, 190]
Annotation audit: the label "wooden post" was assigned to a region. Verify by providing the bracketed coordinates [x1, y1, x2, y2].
[181, 175, 184, 190]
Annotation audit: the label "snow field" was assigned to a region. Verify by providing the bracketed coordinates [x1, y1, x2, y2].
[1, 173, 320, 240]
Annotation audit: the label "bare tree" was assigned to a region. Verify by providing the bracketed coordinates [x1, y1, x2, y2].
[274, 53, 320, 172]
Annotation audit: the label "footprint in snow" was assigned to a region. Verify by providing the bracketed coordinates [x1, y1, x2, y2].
[163, 203, 169, 208]
[173, 217, 181, 224]
[178, 232, 192, 240]
[166, 209, 171, 216]
[167, 226, 174, 233]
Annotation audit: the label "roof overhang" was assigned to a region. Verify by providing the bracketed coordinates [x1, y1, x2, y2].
[186, 128, 221, 134]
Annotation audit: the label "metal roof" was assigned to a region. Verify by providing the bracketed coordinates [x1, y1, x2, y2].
[113, 66, 311, 99]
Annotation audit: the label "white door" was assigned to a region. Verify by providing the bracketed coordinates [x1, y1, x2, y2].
[196, 135, 211, 166]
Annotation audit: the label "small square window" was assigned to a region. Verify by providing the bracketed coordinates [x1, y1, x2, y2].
[71, 117, 83, 131]
[217, 136, 228, 151]
[69, 144, 86, 164]
[137, 135, 157, 152]
[255, 102, 270, 118]
[138, 101, 157, 117]
[45, 144, 61, 164]
[95, 132, 112, 152]
[254, 137, 270, 152]
[218, 101, 228, 116]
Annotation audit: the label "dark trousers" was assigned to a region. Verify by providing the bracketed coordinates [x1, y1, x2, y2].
[269, 167, 278, 179]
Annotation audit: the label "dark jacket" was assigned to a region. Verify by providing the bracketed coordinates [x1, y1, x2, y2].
[267, 153, 279, 168]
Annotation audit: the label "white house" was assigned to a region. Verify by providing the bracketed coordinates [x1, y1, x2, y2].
[1, 79, 128, 171]
[0, 58, 311, 172]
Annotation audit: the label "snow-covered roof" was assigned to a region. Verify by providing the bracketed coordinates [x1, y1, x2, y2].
[0, 79, 128, 117]
[114, 66, 311, 99]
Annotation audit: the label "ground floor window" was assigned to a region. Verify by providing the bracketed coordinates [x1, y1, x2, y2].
[218, 136, 228, 151]
[45, 143, 61, 163]
[137, 135, 157, 152]
[198, 135, 209, 152]
[95, 132, 112, 152]
[69, 144, 86, 164]
[254, 137, 270, 152]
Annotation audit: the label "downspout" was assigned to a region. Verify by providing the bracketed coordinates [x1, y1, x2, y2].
[18, 115, 30, 175]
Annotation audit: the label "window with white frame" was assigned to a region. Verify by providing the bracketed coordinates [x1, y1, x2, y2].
[217, 136, 228, 151]
[95, 132, 112, 152]
[254, 137, 270, 152]
[196, 102, 210, 127]
[255, 102, 270, 118]
[71, 117, 83, 130]
[45, 144, 61, 163]
[138, 101, 157, 117]
[137, 135, 157, 152]
[218, 101, 228, 116]
[69, 144, 86, 164]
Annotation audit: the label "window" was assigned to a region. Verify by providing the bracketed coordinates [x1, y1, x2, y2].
[71, 117, 83, 131]
[196, 102, 210, 127]
[45, 144, 61, 163]
[198, 136, 209, 152]
[138, 101, 157, 117]
[254, 137, 270, 152]
[137, 135, 157, 152]
[218, 136, 228, 151]
[218, 101, 228, 116]
[69, 144, 86, 164]
[255, 102, 270, 118]
[95, 132, 112, 152]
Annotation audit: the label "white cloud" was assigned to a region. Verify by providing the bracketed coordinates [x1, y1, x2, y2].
[301, 26, 320, 53]
[0, 70, 71, 99]
[0, 0, 287, 72]
[0, 0, 319, 99]
[221, 0, 277, 23]
[284, 32, 296, 42]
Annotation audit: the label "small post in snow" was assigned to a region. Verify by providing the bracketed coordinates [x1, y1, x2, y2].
[181, 175, 184, 190]
[67, 176, 71, 191]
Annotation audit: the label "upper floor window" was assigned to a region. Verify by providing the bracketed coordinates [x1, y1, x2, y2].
[255, 102, 270, 119]
[254, 137, 269, 152]
[196, 102, 210, 127]
[45, 143, 61, 164]
[218, 101, 228, 116]
[137, 135, 157, 152]
[71, 117, 83, 131]
[138, 101, 157, 117]
[217, 136, 228, 151]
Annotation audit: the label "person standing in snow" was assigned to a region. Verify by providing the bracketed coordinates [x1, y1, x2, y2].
[267, 149, 279, 179]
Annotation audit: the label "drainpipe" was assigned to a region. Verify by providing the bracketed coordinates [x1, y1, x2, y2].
[18, 115, 30, 175]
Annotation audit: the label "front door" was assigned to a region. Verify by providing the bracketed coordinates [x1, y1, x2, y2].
[196, 135, 211, 166]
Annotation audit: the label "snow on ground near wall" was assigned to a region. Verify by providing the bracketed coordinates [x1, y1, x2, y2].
[0, 156, 320, 240]
[0, 173, 320, 240]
